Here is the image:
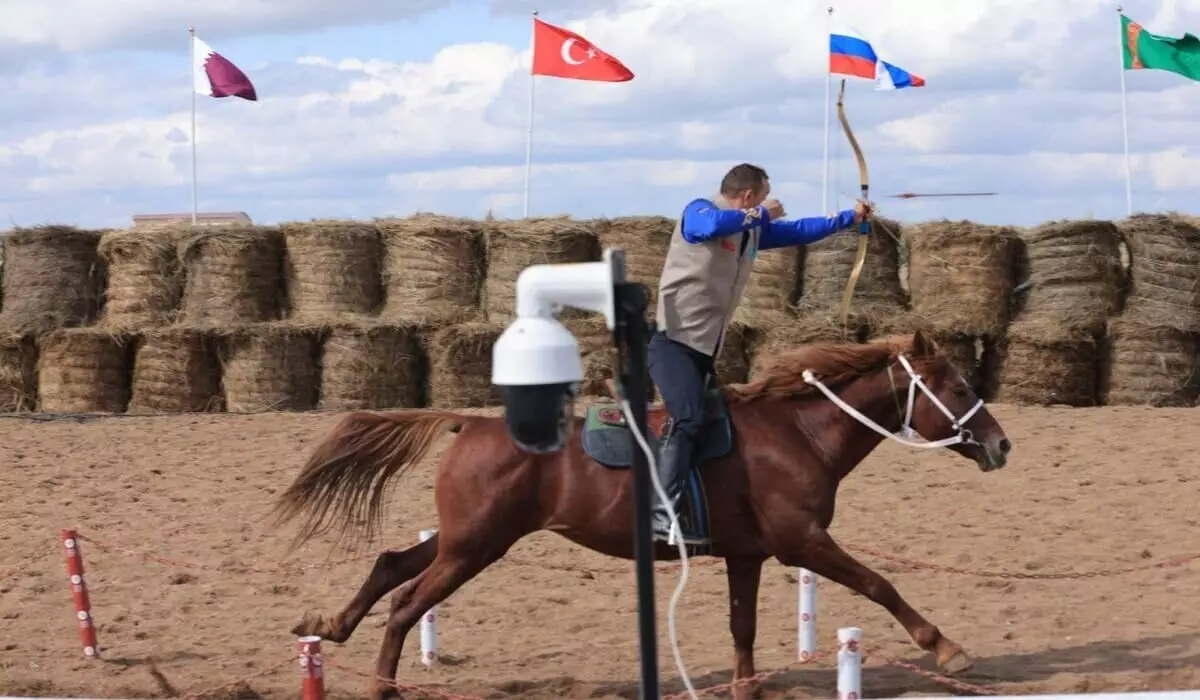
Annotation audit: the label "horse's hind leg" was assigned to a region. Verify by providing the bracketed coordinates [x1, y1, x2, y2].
[370, 544, 510, 700]
[778, 527, 972, 674]
[293, 535, 437, 644]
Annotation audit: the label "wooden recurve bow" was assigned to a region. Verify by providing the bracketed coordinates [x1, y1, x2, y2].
[835, 78, 870, 338]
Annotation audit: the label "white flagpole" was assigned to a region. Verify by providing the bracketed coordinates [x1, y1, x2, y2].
[1117, 6, 1133, 217]
[822, 6, 833, 214]
[189, 25, 199, 224]
[523, 9, 539, 218]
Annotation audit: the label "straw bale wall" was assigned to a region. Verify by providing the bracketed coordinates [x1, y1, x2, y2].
[0, 210, 1196, 413]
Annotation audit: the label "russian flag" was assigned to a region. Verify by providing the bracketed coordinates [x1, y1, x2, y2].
[830, 25, 924, 90]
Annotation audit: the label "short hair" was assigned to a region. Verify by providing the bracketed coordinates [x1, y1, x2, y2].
[719, 163, 769, 197]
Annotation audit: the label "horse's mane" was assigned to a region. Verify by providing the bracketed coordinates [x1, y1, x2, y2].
[723, 333, 945, 403]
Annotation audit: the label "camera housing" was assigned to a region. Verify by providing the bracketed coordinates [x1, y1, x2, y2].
[492, 251, 618, 453]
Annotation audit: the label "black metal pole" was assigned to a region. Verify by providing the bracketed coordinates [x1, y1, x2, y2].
[610, 250, 661, 700]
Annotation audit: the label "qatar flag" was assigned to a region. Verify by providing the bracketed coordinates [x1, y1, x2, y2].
[192, 35, 257, 101]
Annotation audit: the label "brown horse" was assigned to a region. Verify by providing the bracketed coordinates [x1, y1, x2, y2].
[273, 329, 1012, 700]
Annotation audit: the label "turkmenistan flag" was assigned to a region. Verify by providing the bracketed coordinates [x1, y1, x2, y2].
[1121, 13, 1200, 81]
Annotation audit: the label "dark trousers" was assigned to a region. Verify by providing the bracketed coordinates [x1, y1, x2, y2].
[647, 331, 714, 439]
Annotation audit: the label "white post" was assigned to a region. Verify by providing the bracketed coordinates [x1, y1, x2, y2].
[522, 10, 539, 219]
[837, 627, 862, 700]
[188, 25, 199, 225]
[419, 529, 438, 666]
[1117, 6, 1134, 217]
[798, 568, 817, 660]
[821, 6, 834, 214]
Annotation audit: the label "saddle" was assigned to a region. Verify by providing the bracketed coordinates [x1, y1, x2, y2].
[580, 382, 735, 555]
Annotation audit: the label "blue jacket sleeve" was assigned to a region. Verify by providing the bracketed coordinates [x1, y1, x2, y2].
[759, 209, 857, 250]
[679, 198, 768, 244]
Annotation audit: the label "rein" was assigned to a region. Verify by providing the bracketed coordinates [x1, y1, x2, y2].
[801, 354, 985, 450]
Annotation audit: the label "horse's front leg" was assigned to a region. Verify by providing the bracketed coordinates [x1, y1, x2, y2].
[779, 526, 972, 674]
[725, 555, 767, 700]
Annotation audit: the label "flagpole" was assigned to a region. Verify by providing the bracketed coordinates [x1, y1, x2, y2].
[1117, 6, 1133, 217]
[189, 25, 198, 225]
[822, 6, 833, 214]
[523, 10, 538, 218]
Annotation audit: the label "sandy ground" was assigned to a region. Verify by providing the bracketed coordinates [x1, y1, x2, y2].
[2, 402, 1200, 699]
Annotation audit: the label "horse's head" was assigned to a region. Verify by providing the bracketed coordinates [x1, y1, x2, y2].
[898, 329, 1011, 472]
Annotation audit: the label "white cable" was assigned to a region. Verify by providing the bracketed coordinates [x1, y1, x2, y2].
[619, 398, 699, 700]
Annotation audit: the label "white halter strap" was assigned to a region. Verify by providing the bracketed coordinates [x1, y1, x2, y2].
[801, 353, 985, 450]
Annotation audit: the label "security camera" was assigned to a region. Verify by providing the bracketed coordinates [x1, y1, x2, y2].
[492, 249, 618, 453]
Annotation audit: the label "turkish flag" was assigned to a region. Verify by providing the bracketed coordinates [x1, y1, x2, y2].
[530, 17, 634, 82]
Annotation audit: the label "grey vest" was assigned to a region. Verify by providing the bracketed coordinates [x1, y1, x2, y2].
[655, 193, 761, 358]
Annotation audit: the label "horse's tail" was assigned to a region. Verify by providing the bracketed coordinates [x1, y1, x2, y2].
[271, 409, 467, 551]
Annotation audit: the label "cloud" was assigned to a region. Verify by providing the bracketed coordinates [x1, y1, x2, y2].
[1, 0, 1199, 231]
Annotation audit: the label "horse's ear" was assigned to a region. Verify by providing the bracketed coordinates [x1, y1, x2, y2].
[911, 329, 935, 357]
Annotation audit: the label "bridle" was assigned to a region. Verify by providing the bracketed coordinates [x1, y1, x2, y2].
[801, 354, 986, 450]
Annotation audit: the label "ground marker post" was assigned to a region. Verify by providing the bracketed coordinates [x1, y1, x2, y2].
[837, 627, 862, 700]
[419, 528, 438, 666]
[297, 635, 325, 700]
[60, 529, 99, 659]
[798, 567, 817, 660]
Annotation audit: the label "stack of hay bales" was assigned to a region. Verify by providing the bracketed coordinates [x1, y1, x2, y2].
[905, 220, 1019, 397]
[483, 216, 599, 323]
[281, 219, 382, 322]
[1102, 214, 1200, 406]
[992, 220, 1124, 406]
[795, 217, 907, 339]
[377, 214, 485, 324]
[0, 225, 104, 333]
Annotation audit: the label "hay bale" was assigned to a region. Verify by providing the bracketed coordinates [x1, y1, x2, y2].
[991, 321, 1099, 406]
[1115, 214, 1200, 333]
[427, 322, 503, 408]
[219, 323, 322, 412]
[320, 324, 426, 410]
[281, 220, 382, 321]
[129, 328, 223, 414]
[179, 226, 284, 326]
[735, 247, 801, 326]
[37, 329, 134, 413]
[796, 218, 907, 325]
[377, 215, 486, 324]
[0, 226, 103, 332]
[1013, 219, 1125, 334]
[597, 216, 673, 309]
[748, 315, 867, 379]
[1102, 317, 1200, 407]
[0, 333, 37, 412]
[562, 316, 614, 397]
[714, 321, 752, 385]
[906, 220, 1019, 338]
[96, 227, 184, 329]
[484, 217, 599, 323]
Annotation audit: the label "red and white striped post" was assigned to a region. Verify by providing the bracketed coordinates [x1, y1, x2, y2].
[297, 636, 325, 700]
[61, 529, 99, 659]
[798, 567, 817, 661]
[837, 627, 862, 700]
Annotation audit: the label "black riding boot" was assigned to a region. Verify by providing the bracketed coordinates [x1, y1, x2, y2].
[651, 425, 704, 545]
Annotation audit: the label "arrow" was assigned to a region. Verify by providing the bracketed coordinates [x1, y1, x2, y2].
[886, 192, 998, 199]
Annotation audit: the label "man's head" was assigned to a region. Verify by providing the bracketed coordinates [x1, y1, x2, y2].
[720, 163, 770, 209]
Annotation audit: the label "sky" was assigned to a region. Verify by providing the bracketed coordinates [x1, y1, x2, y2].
[1, 0, 1198, 231]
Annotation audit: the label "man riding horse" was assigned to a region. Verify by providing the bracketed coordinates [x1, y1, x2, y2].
[650, 162, 872, 545]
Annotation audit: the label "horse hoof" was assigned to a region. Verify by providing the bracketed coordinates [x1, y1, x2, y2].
[939, 650, 974, 675]
[291, 611, 329, 638]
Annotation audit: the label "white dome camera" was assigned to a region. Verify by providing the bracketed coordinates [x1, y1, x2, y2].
[492, 249, 618, 453]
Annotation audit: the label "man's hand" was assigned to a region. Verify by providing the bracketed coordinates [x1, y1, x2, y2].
[853, 199, 874, 224]
[763, 198, 787, 220]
